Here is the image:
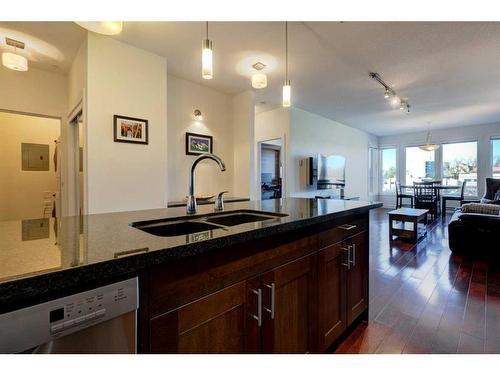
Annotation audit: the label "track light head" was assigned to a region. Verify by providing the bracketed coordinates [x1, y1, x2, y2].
[384, 89, 390, 99]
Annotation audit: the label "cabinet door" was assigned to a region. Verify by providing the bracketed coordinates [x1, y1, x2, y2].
[261, 253, 317, 353]
[317, 242, 348, 351]
[149, 277, 261, 353]
[346, 231, 368, 325]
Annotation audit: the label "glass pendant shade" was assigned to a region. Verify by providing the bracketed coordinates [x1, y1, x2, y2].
[251, 73, 267, 89]
[75, 22, 123, 35]
[2, 52, 28, 71]
[202, 39, 213, 80]
[282, 80, 291, 107]
[419, 132, 440, 151]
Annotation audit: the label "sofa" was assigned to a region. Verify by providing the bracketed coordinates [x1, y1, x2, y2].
[448, 202, 500, 255]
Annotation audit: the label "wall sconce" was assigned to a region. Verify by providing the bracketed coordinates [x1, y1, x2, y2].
[194, 109, 203, 121]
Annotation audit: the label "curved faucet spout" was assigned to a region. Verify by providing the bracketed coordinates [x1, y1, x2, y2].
[187, 153, 226, 214]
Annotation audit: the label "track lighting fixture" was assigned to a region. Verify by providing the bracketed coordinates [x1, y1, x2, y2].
[370, 72, 410, 113]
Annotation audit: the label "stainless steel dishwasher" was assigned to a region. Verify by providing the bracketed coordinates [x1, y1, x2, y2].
[0, 277, 138, 354]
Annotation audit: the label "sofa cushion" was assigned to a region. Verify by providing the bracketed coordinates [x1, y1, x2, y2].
[461, 202, 500, 215]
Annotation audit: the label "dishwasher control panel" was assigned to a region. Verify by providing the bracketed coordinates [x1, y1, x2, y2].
[0, 277, 138, 353]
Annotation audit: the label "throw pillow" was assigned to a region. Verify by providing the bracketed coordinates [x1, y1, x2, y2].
[461, 203, 500, 216]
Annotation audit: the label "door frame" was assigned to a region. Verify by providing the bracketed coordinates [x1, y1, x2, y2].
[257, 136, 286, 199]
[0, 108, 62, 219]
[67, 90, 88, 217]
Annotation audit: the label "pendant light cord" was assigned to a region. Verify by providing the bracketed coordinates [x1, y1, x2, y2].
[285, 21, 288, 80]
[206, 21, 208, 39]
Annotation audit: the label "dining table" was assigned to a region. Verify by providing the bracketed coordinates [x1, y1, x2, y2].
[400, 183, 462, 215]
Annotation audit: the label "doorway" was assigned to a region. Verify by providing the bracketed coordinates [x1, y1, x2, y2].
[259, 139, 283, 200]
[0, 110, 61, 221]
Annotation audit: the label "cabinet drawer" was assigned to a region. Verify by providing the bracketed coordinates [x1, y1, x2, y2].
[148, 234, 318, 317]
[318, 215, 367, 249]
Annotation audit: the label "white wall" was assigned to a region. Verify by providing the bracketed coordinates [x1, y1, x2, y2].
[232, 91, 256, 199]
[378, 121, 500, 208]
[0, 112, 60, 220]
[167, 75, 234, 201]
[288, 107, 377, 201]
[86, 33, 168, 214]
[68, 38, 87, 112]
[0, 66, 68, 119]
[254, 107, 290, 198]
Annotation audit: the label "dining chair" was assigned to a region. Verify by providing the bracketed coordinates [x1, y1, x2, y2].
[395, 182, 413, 208]
[413, 182, 439, 219]
[441, 180, 468, 217]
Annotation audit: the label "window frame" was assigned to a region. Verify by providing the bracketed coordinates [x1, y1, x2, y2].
[440, 139, 479, 196]
[378, 145, 398, 196]
[491, 136, 500, 179]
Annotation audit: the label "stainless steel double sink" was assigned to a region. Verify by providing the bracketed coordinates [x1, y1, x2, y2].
[130, 209, 289, 237]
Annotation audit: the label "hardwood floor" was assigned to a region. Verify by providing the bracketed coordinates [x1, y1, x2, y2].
[335, 208, 500, 354]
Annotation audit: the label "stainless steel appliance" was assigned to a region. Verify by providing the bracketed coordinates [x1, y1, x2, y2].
[0, 277, 138, 354]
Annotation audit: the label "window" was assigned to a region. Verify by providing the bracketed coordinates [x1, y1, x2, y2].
[442, 141, 477, 196]
[380, 148, 396, 193]
[405, 146, 435, 185]
[493, 138, 500, 178]
[368, 147, 378, 195]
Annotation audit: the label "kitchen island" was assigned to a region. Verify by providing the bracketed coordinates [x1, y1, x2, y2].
[0, 198, 381, 353]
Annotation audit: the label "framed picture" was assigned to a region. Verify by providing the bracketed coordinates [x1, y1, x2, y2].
[114, 115, 148, 144]
[185, 132, 213, 155]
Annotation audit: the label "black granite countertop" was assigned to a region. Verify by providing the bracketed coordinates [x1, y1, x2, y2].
[0, 198, 381, 311]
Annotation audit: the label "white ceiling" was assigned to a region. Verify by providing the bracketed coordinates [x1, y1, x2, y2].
[3, 22, 500, 136]
[0, 22, 85, 73]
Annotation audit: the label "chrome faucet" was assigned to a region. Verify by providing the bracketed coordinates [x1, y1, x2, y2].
[187, 153, 226, 214]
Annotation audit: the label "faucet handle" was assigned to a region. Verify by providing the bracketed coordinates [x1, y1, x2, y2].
[214, 191, 229, 211]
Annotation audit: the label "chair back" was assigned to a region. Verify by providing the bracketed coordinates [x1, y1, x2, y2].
[395, 181, 402, 198]
[483, 178, 500, 200]
[413, 182, 438, 201]
[459, 180, 467, 199]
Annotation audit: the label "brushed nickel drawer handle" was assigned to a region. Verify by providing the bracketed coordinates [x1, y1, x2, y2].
[351, 243, 356, 267]
[250, 288, 262, 327]
[341, 246, 351, 269]
[264, 283, 275, 319]
[339, 224, 357, 231]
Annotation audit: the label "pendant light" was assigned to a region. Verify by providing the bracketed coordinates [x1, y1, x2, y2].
[75, 22, 123, 35]
[419, 126, 440, 152]
[251, 62, 267, 89]
[2, 38, 28, 72]
[282, 22, 291, 107]
[202, 22, 213, 80]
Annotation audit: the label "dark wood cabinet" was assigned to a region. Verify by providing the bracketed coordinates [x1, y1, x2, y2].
[346, 232, 369, 325]
[143, 213, 370, 353]
[150, 277, 261, 353]
[317, 242, 348, 351]
[317, 230, 369, 350]
[261, 254, 317, 353]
